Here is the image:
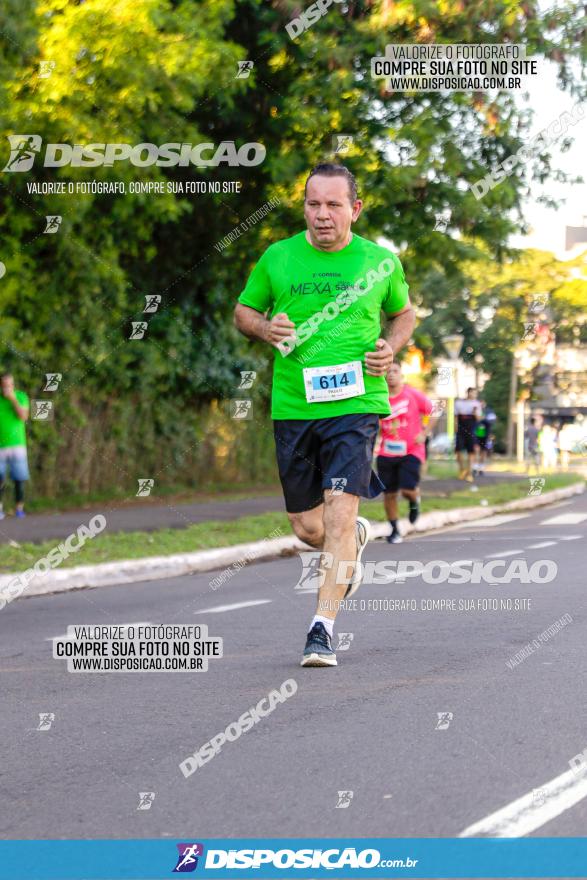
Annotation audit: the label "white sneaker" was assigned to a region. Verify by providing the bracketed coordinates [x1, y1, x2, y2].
[344, 516, 370, 598]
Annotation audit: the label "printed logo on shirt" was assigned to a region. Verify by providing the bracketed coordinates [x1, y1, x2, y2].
[289, 278, 366, 296]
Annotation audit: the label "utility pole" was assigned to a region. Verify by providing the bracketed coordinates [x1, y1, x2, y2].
[507, 352, 518, 458]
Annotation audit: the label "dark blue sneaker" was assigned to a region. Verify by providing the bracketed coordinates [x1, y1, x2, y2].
[300, 622, 337, 667]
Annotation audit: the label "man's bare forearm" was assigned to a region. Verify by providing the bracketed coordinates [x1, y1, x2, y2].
[385, 306, 416, 356]
[234, 303, 270, 344]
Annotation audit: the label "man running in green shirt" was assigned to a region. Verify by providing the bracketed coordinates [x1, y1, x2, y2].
[0, 373, 30, 519]
[234, 163, 415, 666]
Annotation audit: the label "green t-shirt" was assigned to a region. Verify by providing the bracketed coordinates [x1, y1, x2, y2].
[238, 232, 409, 420]
[0, 390, 29, 448]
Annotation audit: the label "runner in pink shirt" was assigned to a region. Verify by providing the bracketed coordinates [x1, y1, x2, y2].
[376, 364, 434, 543]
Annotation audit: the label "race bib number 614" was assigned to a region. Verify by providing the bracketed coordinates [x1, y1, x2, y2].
[303, 361, 365, 403]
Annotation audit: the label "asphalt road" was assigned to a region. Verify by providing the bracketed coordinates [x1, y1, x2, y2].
[1, 492, 586, 841]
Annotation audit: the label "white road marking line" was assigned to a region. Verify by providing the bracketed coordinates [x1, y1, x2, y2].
[46, 622, 151, 642]
[459, 765, 587, 838]
[194, 600, 272, 614]
[485, 549, 524, 558]
[527, 541, 557, 549]
[540, 513, 587, 526]
[560, 535, 582, 541]
[458, 514, 530, 528]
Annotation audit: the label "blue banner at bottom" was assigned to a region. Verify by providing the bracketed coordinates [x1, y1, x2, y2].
[0, 838, 586, 879]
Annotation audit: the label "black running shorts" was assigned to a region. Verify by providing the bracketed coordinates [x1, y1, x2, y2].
[273, 413, 385, 513]
[376, 453, 421, 493]
[455, 429, 477, 453]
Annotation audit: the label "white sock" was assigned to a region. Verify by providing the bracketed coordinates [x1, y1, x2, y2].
[310, 615, 334, 638]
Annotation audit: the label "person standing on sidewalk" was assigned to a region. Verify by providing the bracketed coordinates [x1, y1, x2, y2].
[0, 373, 30, 519]
[525, 416, 540, 473]
[376, 364, 434, 544]
[234, 163, 415, 667]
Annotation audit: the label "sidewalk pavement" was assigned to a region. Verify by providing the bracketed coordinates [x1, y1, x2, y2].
[0, 472, 529, 545]
[1, 481, 583, 601]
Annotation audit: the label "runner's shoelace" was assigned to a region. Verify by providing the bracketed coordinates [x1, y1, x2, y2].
[309, 625, 331, 650]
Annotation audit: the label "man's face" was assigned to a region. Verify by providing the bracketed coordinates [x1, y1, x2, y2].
[387, 364, 402, 390]
[1, 376, 14, 396]
[304, 175, 362, 251]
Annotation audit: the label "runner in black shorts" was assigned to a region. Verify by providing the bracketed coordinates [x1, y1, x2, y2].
[234, 163, 416, 666]
[375, 364, 433, 543]
[454, 388, 481, 482]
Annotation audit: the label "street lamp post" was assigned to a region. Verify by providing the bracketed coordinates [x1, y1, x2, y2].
[442, 334, 465, 447]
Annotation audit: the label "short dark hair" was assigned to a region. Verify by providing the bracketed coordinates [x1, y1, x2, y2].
[305, 163, 358, 203]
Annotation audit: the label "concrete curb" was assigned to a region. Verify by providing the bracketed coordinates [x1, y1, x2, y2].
[2, 481, 584, 602]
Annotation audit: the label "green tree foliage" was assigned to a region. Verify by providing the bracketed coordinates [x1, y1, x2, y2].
[0, 0, 584, 496]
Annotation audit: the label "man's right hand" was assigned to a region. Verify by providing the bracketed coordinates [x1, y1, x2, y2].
[266, 312, 296, 348]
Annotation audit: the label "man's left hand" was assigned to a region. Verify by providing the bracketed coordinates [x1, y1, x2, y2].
[365, 338, 394, 377]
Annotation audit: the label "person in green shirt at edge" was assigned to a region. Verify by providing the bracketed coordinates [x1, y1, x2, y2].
[234, 163, 415, 667]
[0, 373, 31, 519]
